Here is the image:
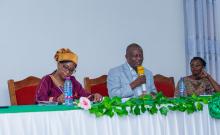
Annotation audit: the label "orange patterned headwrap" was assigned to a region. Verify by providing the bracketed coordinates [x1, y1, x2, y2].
[54, 48, 78, 65]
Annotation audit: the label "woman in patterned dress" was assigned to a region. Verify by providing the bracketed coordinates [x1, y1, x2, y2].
[175, 57, 220, 96]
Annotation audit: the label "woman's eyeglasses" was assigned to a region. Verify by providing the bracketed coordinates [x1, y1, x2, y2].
[62, 64, 76, 74]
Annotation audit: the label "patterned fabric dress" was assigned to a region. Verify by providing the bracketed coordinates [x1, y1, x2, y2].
[176, 77, 214, 96]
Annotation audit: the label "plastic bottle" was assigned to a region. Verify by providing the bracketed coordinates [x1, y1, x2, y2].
[178, 77, 186, 97]
[64, 77, 73, 105]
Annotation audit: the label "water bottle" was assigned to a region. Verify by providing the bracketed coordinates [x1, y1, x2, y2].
[64, 77, 73, 105]
[178, 77, 186, 97]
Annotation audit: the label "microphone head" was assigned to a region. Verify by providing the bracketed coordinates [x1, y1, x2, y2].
[137, 66, 144, 75]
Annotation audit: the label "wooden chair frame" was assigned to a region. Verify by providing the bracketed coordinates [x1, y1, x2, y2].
[84, 75, 107, 93]
[154, 74, 175, 97]
[8, 76, 40, 105]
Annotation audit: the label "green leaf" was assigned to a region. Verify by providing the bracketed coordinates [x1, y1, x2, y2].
[95, 112, 104, 117]
[186, 103, 196, 114]
[129, 105, 134, 114]
[159, 106, 168, 116]
[134, 105, 140, 115]
[202, 98, 209, 104]
[177, 103, 186, 112]
[111, 97, 122, 105]
[155, 92, 163, 100]
[196, 102, 203, 111]
[89, 108, 97, 114]
[133, 98, 144, 105]
[102, 97, 111, 103]
[121, 106, 128, 115]
[102, 97, 111, 109]
[143, 94, 153, 100]
[124, 100, 133, 106]
[141, 105, 146, 113]
[104, 108, 114, 117]
[148, 105, 158, 114]
[212, 92, 220, 98]
[168, 105, 176, 111]
[113, 107, 125, 116]
[89, 107, 104, 117]
[191, 93, 197, 99]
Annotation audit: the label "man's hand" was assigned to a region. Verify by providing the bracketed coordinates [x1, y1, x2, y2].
[130, 75, 146, 90]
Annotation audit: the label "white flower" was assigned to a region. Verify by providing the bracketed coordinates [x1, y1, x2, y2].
[78, 97, 91, 110]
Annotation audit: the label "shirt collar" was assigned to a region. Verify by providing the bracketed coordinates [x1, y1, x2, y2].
[126, 62, 135, 72]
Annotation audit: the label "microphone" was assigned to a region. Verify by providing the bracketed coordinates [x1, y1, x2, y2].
[137, 66, 147, 93]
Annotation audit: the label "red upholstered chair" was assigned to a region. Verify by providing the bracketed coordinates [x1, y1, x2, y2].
[154, 74, 175, 97]
[84, 75, 109, 97]
[8, 76, 41, 105]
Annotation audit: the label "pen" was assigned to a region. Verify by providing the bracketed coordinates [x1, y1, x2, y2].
[0, 106, 9, 109]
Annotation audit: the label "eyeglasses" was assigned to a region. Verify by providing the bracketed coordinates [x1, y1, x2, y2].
[62, 64, 76, 74]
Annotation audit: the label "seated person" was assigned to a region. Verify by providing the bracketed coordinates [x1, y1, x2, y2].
[107, 43, 157, 98]
[36, 48, 102, 103]
[175, 57, 220, 96]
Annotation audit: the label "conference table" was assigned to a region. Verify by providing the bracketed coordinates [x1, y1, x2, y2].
[0, 104, 219, 135]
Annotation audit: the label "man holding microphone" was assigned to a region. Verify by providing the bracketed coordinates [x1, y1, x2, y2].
[107, 43, 157, 98]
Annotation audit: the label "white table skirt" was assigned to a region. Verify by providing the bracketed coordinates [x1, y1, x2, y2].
[0, 106, 219, 135]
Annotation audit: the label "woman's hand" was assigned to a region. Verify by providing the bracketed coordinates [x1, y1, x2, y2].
[88, 93, 103, 102]
[199, 69, 209, 79]
[57, 94, 64, 103]
[199, 69, 220, 92]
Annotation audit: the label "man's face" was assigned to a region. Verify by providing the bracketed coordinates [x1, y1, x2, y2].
[126, 48, 143, 70]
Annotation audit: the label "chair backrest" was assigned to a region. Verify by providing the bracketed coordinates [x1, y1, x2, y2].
[8, 76, 41, 105]
[154, 74, 175, 97]
[84, 75, 108, 96]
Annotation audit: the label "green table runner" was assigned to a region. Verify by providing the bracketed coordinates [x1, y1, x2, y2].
[0, 105, 80, 114]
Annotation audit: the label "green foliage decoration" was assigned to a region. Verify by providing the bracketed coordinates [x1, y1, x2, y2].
[208, 93, 220, 119]
[89, 92, 216, 118]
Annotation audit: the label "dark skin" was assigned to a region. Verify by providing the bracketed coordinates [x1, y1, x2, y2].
[126, 47, 146, 89]
[53, 61, 102, 103]
[186, 59, 220, 95]
[125, 46, 156, 96]
[190, 59, 204, 80]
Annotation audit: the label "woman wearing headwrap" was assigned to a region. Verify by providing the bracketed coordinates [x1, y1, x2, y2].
[36, 48, 102, 103]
